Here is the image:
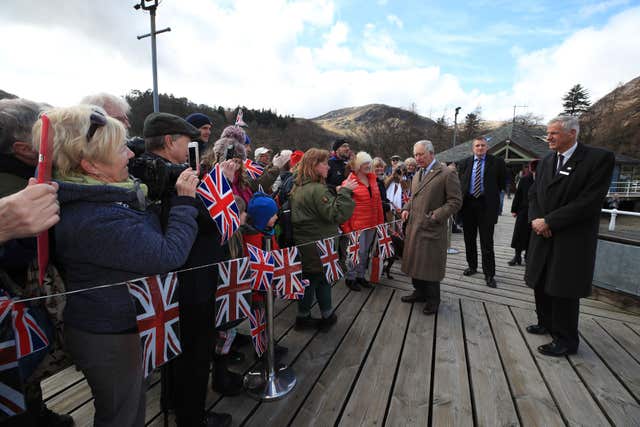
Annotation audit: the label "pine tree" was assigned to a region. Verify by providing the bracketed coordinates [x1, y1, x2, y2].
[463, 112, 482, 140]
[562, 84, 591, 116]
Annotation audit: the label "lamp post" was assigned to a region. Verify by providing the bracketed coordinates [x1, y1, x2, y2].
[452, 107, 461, 148]
[135, 0, 171, 113]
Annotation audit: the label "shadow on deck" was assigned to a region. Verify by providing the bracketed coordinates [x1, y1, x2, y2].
[42, 204, 640, 427]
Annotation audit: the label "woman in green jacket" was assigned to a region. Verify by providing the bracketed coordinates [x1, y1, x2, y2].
[290, 148, 357, 330]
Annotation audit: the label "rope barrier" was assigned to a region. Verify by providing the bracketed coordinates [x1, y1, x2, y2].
[11, 219, 404, 304]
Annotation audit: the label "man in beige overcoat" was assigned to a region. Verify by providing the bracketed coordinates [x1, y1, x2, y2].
[401, 140, 462, 314]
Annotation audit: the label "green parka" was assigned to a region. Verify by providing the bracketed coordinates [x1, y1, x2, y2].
[290, 178, 355, 274]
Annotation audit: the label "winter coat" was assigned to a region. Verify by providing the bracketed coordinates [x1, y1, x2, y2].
[510, 174, 534, 251]
[340, 172, 384, 233]
[54, 180, 199, 333]
[525, 144, 615, 298]
[458, 154, 506, 225]
[401, 162, 462, 282]
[290, 178, 355, 274]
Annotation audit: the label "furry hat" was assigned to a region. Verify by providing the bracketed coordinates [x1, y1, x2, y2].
[221, 125, 246, 145]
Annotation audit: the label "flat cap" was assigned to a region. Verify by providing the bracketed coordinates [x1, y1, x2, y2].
[143, 112, 201, 139]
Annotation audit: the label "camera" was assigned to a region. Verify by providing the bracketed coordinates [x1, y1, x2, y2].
[128, 154, 189, 201]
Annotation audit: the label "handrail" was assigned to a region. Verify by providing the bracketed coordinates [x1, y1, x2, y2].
[607, 180, 640, 197]
[601, 208, 640, 231]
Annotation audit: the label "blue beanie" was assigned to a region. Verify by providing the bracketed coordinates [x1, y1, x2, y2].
[185, 113, 212, 129]
[247, 192, 278, 233]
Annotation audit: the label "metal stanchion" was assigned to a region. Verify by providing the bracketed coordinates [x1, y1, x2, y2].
[446, 216, 459, 255]
[244, 238, 296, 401]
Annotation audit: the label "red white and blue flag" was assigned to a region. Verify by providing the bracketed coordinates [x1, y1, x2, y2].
[197, 164, 241, 244]
[10, 302, 49, 360]
[235, 108, 248, 127]
[216, 258, 252, 327]
[346, 231, 361, 266]
[244, 159, 265, 180]
[316, 238, 344, 283]
[0, 294, 26, 417]
[247, 244, 274, 292]
[272, 247, 309, 300]
[376, 224, 395, 260]
[248, 307, 266, 357]
[128, 273, 181, 378]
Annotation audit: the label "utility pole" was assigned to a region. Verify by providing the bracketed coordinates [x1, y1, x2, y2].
[452, 107, 461, 148]
[511, 104, 527, 137]
[135, 0, 171, 113]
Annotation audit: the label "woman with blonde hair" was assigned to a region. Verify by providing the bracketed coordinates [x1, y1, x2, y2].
[290, 148, 357, 330]
[33, 105, 200, 427]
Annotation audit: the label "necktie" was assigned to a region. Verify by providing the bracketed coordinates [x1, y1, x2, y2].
[472, 158, 483, 198]
[419, 168, 425, 181]
[555, 154, 565, 176]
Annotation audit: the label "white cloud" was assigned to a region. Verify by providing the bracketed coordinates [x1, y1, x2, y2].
[387, 14, 403, 28]
[377, 0, 388, 5]
[579, 0, 629, 18]
[0, 0, 638, 127]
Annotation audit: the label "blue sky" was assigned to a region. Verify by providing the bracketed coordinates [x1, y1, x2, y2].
[1, 0, 639, 122]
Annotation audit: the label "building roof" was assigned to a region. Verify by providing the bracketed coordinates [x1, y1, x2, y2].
[437, 123, 548, 163]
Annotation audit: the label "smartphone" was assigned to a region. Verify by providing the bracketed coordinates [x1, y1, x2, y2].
[188, 141, 199, 171]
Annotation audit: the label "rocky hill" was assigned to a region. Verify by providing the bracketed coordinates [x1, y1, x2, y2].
[580, 76, 640, 159]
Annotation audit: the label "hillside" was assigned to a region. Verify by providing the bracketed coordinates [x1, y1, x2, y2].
[580, 76, 640, 159]
[312, 104, 439, 158]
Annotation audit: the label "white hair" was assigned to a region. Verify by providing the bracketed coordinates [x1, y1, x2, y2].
[414, 139, 434, 153]
[80, 93, 130, 116]
[549, 115, 580, 138]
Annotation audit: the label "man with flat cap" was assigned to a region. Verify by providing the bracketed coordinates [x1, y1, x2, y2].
[131, 112, 234, 426]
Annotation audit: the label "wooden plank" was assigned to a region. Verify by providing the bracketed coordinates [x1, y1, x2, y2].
[291, 287, 393, 427]
[485, 302, 564, 426]
[580, 317, 640, 400]
[460, 300, 519, 427]
[41, 366, 85, 401]
[386, 303, 435, 426]
[511, 307, 610, 426]
[596, 319, 640, 365]
[338, 293, 411, 426]
[210, 283, 352, 425]
[243, 285, 374, 426]
[430, 298, 473, 427]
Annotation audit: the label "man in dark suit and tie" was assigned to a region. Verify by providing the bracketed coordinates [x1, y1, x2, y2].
[458, 137, 506, 288]
[525, 115, 614, 357]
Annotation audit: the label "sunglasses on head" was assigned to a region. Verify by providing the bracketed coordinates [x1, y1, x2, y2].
[87, 110, 107, 142]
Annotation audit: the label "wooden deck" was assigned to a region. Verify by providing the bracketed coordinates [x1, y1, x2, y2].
[42, 201, 640, 426]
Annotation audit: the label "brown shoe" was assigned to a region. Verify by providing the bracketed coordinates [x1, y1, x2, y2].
[423, 302, 439, 315]
[401, 292, 426, 303]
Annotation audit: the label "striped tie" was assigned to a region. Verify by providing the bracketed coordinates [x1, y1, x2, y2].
[472, 158, 482, 198]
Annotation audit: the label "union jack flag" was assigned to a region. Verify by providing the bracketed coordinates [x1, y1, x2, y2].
[0, 294, 25, 417]
[216, 258, 252, 327]
[402, 190, 411, 206]
[249, 307, 266, 357]
[197, 164, 241, 244]
[272, 247, 309, 300]
[128, 273, 181, 378]
[235, 108, 248, 127]
[376, 224, 395, 260]
[346, 231, 361, 266]
[244, 159, 265, 180]
[316, 238, 344, 283]
[247, 244, 274, 292]
[11, 302, 49, 360]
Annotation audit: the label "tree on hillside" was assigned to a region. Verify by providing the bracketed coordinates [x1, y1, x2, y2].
[428, 115, 452, 149]
[513, 112, 544, 127]
[562, 84, 591, 116]
[463, 110, 483, 140]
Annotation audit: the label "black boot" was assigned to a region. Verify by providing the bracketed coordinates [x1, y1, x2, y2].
[508, 252, 522, 266]
[212, 355, 243, 396]
[383, 259, 395, 279]
[345, 279, 361, 291]
[356, 277, 373, 289]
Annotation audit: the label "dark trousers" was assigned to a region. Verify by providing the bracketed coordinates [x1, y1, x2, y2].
[171, 301, 215, 426]
[462, 196, 496, 278]
[412, 278, 440, 304]
[534, 286, 580, 350]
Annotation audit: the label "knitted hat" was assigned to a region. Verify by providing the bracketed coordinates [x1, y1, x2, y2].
[354, 151, 373, 171]
[221, 125, 246, 144]
[290, 150, 304, 167]
[185, 113, 212, 129]
[332, 138, 348, 152]
[247, 192, 278, 233]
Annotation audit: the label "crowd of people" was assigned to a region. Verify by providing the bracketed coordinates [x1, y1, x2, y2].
[0, 93, 614, 427]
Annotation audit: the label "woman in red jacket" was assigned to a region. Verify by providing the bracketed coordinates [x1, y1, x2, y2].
[341, 151, 384, 291]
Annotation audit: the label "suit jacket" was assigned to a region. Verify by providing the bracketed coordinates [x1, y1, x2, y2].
[525, 143, 615, 298]
[458, 154, 506, 224]
[401, 162, 462, 282]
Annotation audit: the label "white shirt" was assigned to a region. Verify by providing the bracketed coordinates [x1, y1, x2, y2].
[557, 141, 578, 168]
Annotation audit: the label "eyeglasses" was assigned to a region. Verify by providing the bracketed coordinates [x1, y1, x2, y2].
[86, 111, 107, 142]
